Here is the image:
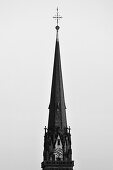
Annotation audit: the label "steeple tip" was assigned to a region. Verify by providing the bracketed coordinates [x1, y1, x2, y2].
[53, 8, 62, 29]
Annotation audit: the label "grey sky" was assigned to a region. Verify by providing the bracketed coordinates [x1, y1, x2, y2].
[0, 0, 113, 170]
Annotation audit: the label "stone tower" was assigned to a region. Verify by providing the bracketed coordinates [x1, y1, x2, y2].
[41, 8, 74, 170]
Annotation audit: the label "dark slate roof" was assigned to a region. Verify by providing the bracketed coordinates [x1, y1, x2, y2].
[48, 31, 67, 131]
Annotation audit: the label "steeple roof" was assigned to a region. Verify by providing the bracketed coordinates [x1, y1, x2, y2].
[48, 27, 67, 131]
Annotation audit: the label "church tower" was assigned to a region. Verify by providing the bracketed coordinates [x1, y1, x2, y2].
[41, 8, 74, 170]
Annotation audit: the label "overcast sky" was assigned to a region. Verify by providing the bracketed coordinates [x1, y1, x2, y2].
[0, 0, 113, 170]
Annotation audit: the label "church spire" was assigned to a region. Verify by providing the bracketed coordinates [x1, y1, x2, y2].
[41, 9, 74, 169]
[48, 8, 67, 131]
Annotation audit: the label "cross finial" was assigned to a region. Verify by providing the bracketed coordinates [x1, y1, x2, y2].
[53, 7, 62, 30]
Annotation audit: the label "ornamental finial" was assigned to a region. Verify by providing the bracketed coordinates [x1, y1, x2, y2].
[53, 7, 62, 31]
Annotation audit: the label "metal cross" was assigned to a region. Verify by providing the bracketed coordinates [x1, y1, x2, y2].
[53, 7, 62, 26]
